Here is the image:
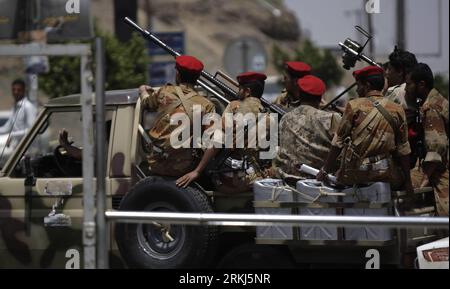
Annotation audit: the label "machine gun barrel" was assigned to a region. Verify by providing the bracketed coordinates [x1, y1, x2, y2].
[124, 17, 286, 116]
[124, 17, 229, 104]
[124, 17, 179, 57]
[338, 42, 380, 67]
[298, 164, 337, 183]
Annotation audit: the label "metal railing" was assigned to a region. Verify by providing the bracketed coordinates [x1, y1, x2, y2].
[105, 211, 449, 229]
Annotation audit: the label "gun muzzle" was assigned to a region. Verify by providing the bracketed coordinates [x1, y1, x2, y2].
[298, 164, 337, 183]
[124, 17, 145, 34]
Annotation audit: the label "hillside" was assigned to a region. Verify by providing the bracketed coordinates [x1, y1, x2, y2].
[1, 0, 302, 109]
[136, 0, 301, 75]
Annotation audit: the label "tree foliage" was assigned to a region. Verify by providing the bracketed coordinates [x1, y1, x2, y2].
[39, 29, 147, 99]
[272, 39, 344, 87]
[434, 74, 449, 99]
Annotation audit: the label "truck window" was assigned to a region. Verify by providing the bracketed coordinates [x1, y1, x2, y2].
[11, 111, 112, 178]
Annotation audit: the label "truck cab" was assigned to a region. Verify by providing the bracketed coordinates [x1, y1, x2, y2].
[0, 89, 144, 268]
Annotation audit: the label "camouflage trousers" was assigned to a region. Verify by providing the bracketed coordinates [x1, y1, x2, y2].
[411, 166, 449, 217]
[431, 170, 449, 217]
[147, 148, 198, 177]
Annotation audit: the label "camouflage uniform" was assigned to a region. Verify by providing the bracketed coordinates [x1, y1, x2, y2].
[420, 89, 449, 216]
[273, 89, 299, 112]
[141, 83, 215, 177]
[274, 105, 341, 178]
[218, 97, 267, 193]
[332, 91, 411, 187]
[224, 97, 265, 116]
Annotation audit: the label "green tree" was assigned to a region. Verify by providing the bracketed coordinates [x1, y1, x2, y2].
[39, 30, 147, 99]
[272, 39, 343, 87]
[434, 74, 449, 99]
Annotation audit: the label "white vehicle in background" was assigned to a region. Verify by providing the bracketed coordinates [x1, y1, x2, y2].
[416, 237, 449, 269]
[0, 110, 47, 168]
[262, 75, 283, 104]
[0, 110, 11, 127]
[0, 110, 12, 168]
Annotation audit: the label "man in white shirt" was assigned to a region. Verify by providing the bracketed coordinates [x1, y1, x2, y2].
[0, 79, 38, 161]
[385, 47, 418, 110]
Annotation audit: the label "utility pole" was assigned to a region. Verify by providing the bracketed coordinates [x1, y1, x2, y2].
[25, 0, 40, 106]
[241, 40, 249, 73]
[114, 0, 137, 42]
[145, 0, 153, 29]
[396, 0, 406, 49]
[366, 1, 375, 58]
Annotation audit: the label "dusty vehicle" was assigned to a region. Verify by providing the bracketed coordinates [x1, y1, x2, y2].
[0, 110, 13, 168]
[416, 237, 449, 269]
[0, 89, 442, 269]
[0, 88, 232, 268]
[0, 89, 137, 268]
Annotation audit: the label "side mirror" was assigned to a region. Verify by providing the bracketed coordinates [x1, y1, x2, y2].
[43, 180, 73, 227]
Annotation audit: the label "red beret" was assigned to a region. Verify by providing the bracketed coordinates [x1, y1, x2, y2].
[286, 61, 311, 77]
[237, 71, 267, 85]
[175, 55, 204, 75]
[297, 75, 326, 97]
[353, 66, 384, 80]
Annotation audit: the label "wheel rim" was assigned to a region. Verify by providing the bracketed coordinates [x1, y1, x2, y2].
[136, 202, 186, 260]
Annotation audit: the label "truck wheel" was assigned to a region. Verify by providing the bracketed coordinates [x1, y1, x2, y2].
[115, 176, 217, 269]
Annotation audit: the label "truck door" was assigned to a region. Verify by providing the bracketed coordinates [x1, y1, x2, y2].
[0, 109, 113, 268]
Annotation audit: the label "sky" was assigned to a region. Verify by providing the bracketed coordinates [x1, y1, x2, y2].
[284, 0, 449, 76]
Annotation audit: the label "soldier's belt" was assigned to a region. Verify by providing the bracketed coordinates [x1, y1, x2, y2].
[223, 157, 256, 177]
[362, 153, 390, 164]
[225, 157, 244, 170]
[359, 157, 390, 171]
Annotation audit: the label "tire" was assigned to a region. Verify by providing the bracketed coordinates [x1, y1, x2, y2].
[115, 176, 217, 269]
[217, 243, 296, 269]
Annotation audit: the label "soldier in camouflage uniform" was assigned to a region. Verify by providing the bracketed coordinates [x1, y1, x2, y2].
[317, 66, 414, 197]
[273, 62, 311, 111]
[405, 63, 449, 216]
[385, 47, 418, 110]
[273, 75, 341, 179]
[139, 55, 215, 177]
[176, 72, 269, 193]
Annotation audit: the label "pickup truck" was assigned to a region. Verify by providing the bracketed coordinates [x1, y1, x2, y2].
[0, 89, 442, 268]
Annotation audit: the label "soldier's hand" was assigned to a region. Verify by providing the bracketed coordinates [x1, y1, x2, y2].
[139, 85, 153, 96]
[419, 175, 430, 188]
[398, 181, 418, 212]
[59, 129, 70, 147]
[316, 168, 329, 183]
[176, 170, 200, 188]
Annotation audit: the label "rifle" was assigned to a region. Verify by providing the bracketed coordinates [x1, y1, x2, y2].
[322, 83, 357, 110]
[124, 17, 286, 117]
[324, 26, 381, 109]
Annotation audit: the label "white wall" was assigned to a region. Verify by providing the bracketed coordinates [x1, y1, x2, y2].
[285, 0, 449, 75]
